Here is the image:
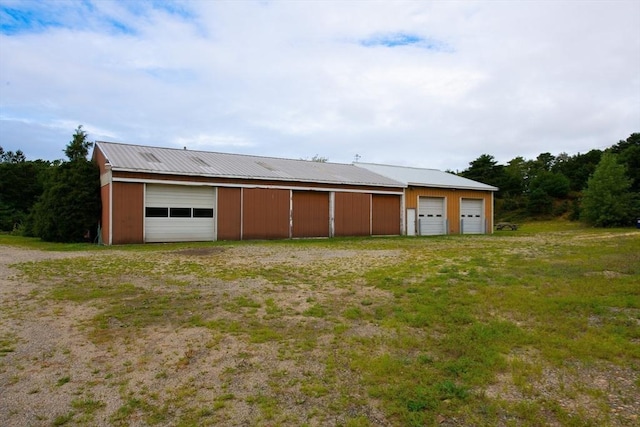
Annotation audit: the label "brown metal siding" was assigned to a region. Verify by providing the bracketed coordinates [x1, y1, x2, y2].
[405, 187, 493, 234]
[111, 182, 143, 244]
[372, 194, 401, 235]
[100, 184, 110, 244]
[94, 148, 108, 175]
[242, 188, 290, 240]
[334, 192, 371, 237]
[112, 171, 401, 193]
[292, 191, 330, 238]
[217, 187, 242, 240]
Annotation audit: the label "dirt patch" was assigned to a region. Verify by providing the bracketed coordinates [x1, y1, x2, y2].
[173, 247, 227, 256]
[1, 237, 638, 426]
[0, 244, 394, 426]
[485, 352, 640, 426]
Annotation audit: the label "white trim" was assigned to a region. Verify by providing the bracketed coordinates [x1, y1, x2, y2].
[108, 180, 113, 245]
[142, 184, 146, 243]
[289, 189, 293, 239]
[111, 177, 403, 195]
[240, 187, 244, 240]
[213, 187, 218, 241]
[369, 194, 373, 236]
[329, 192, 335, 238]
[400, 192, 406, 235]
[490, 192, 494, 234]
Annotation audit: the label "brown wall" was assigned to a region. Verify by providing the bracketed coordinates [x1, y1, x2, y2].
[334, 192, 371, 237]
[292, 191, 330, 238]
[217, 187, 242, 240]
[94, 148, 108, 175]
[111, 182, 144, 244]
[100, 184, 110, 244]
[405, 187, 493, 234]
[372, 194, 401, 235]
[112, 171, 401, 194]
[242, 188, 290, 239]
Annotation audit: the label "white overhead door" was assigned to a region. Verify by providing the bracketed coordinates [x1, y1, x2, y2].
[461, 199, 483, 234]
[418, 197, 446, 235]
[145, 184, 216, 243]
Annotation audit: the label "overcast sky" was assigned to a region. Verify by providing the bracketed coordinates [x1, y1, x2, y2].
[1, 0, 638, 171]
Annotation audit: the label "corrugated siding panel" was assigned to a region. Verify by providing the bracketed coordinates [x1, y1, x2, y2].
[371, 194, 401, 235]
[292, 191, 330, 238]
[111, 171, 400, 193]
[217, 187, 241, 240]
[100, 184, 110, 245]
[334, 192, 371, 237]
[112, 182, 143, 244]
[242, 188, 290, 240]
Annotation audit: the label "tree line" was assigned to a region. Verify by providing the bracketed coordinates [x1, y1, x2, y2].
[0, 126, 100, 241]
[458, 133, 639, 227]
[0, 129, 638, 242]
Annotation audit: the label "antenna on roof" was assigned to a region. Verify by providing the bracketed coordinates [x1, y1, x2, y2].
[354, 154, 361, 162]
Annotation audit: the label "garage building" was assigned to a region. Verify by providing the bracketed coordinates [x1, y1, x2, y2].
[93, 142, 405, 245]
[354, 163, 498, 235]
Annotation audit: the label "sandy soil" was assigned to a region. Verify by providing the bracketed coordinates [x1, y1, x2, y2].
[0, 245, 395, 426]
[1, 241, 638, 426]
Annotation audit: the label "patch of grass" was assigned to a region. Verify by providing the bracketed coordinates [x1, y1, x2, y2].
[56, 375, 71, 387]
[52, 411, 75, 426]
[5, 224, 639, 426]
[110, 396, 167, 426]
[71, 397, 105, 415]
[0, 333, 17, 357]
[303, 303, 327, 318]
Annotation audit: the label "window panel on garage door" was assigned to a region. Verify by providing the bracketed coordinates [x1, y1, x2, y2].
[145, 184, 215, 243]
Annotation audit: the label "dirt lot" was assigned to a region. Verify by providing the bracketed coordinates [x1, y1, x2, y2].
[0, 244, 398, 426]
[0, 234, 638, 426]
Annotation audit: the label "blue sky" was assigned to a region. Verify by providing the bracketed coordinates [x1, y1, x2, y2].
[1, 0, 639, 171]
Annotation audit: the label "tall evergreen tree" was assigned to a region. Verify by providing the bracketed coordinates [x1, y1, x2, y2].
[580, 152, 636, 227]
[30, 127, 101, 242]
[64, 125, 93, 161]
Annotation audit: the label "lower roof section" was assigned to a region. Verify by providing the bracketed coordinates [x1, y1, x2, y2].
[354, 162, 498, 192]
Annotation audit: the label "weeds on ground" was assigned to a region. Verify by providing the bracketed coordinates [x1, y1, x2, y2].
[3, 225, 639, 426]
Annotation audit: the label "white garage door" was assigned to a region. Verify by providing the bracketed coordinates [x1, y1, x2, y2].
[461, 199, 483, 234]
[145, 184, 215, 243]
[418, 197, 446, 235]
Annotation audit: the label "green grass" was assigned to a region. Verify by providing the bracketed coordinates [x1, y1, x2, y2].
[0, 333, 17, 357]
[3, 223, 639, 426]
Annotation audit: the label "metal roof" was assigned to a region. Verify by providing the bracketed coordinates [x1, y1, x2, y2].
[94, 141, 404, 188]
[354, 162, 498, 191]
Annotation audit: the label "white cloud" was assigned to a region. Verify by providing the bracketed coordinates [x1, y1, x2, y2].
[0, 0, 638, 171]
